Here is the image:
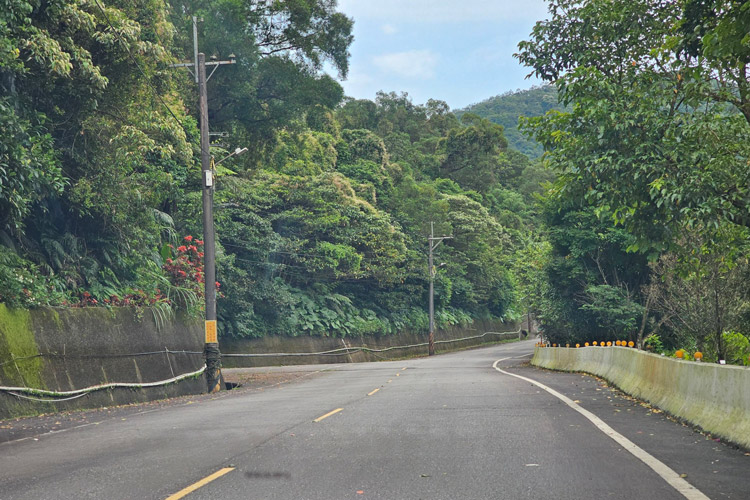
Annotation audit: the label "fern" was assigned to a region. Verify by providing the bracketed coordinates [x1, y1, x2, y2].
[151, 301, 175, 332]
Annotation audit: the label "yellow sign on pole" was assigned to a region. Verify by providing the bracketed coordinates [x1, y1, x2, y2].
[205, 320, 217, 343]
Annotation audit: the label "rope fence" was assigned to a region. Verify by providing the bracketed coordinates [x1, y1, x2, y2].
[222, 329, 521, 358]
[0, 328, 521, 402]
[0, 365, 206, 403]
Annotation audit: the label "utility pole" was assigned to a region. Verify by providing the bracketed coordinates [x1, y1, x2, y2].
[197, 52, 221, 393]
[171, 17, 235, 393]
[428, 222, 452, 356]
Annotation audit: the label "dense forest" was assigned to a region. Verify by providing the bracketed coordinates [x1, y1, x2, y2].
[0, 0, 546, 340]
[459, 85, 562, 159]
[2, 0, 749, 366]
[515, 0, 750, 365]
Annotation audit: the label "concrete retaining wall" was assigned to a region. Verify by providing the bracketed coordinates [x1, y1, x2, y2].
[532, 346, 750, 449]
[0, 305, 205, 419]
[1, 305, 518, 419]
[222, 319, 520, 368]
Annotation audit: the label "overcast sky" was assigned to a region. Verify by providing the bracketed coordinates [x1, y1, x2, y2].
[329, 0, 550, 111]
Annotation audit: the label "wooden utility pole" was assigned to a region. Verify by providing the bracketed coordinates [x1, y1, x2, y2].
[428, 222, 452, 356]
[197, 52, 221, 393]
[171, 17, 235, 393]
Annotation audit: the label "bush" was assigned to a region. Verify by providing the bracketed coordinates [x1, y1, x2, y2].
[723, 331, 750, 366]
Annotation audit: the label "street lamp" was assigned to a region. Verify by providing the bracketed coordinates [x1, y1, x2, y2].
[214, 147, 248, 167]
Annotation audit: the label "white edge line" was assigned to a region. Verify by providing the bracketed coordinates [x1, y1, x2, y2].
[492, 357, 710, 500]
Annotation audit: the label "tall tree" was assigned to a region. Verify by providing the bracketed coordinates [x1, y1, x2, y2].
[169, 0, 353, 157]
[516, 0, 750, 253]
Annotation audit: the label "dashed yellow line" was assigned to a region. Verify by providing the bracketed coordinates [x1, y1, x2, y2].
[165, 467, 235, 500]
[367, 388, 380, 396]
[314, 408, 343, 423]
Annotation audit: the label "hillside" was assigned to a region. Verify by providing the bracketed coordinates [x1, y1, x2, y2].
[0, 1, 545, 340]
[458, 85, 561, 159]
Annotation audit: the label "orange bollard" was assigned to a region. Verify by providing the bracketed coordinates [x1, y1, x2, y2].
[675, 349, 684, 359]
[585, 342, 590, 347]
[628, 341, 635, 348]
[694, 352, 703, 361]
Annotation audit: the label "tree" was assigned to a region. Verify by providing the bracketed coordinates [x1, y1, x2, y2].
[516, 0, 750, 251]
[645, 227, 750, 359]
[438, 113, 507, 192]
[1, 0, 193, 298]
[457, 85, 562, 158]
[169, 0, 353, 157]
[536, 193, 651, 345]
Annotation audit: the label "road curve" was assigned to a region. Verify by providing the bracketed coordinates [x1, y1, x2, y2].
[0, 339, 746, 499]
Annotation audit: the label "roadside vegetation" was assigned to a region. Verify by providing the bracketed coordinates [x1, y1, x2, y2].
[512, 0, 750, 364]
[1, 0, 748, 365]
[0, 0, 545, 340]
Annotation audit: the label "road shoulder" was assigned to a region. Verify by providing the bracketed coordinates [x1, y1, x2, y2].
[505, 361, 749, 499]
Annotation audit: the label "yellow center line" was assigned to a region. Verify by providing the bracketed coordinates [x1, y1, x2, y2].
[314, 408, 343, 423]
[367, 388, 380, 396]
[165, 467, 235, 500]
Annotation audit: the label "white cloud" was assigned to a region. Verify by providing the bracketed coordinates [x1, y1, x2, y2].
[381, 24, 398, 35]
[373, 50, 439, 79]
[342, 67, 375, 87]
[338, 0, 548, 23]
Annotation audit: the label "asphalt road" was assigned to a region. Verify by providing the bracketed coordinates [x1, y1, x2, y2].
[0, 339, 747, 499]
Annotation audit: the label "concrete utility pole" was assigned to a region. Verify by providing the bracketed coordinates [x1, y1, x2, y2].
[171, 17, 235, 393]
[428, 222, 452, 356]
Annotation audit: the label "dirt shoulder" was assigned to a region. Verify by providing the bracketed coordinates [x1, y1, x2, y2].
[0, 366, 328, 445]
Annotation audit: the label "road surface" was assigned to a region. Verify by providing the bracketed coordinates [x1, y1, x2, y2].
[0, 339, 746, 499]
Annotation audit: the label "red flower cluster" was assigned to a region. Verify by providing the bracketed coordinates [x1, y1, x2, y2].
[68, 290, 170, 308]
[162, 236, 221, 305]
[106, 289, 170, 307]
[164, 237, 205, 290]
[64, 236, 219, 310]
[73, 291, 98, 306]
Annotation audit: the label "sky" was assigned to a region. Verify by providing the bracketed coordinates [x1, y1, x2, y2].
[328, 0, 550, 111]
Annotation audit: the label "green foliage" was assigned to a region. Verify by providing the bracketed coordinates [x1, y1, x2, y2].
[534, 195, 651, 345]
[722, 331, 750, 366]
[438, 114, 508, 192]
[457, 85, 563, 159]
[0, 101, 64, 234]
[0, 247, 67, 308]
[517, 0, 750, 251]
[643, 333, 664, 353]
[1, 0, 537, 342]
[514, 0, 750, 354]
[169, 0, 351, 155]
[580, 285, 645, 339]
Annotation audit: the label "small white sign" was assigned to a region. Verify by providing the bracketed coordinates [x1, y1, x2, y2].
[205, 170, 214, 187]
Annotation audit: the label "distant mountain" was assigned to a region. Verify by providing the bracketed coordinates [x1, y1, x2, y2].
[457, 85, 562, 159]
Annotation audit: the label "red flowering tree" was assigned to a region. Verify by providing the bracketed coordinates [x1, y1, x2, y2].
[162, 235, 220, 310]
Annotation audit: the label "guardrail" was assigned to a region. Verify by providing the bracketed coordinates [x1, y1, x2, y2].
[532, 346, 750, 450]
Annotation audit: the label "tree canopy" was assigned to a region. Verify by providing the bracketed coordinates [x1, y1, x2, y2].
[1, 1, 544, 340]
